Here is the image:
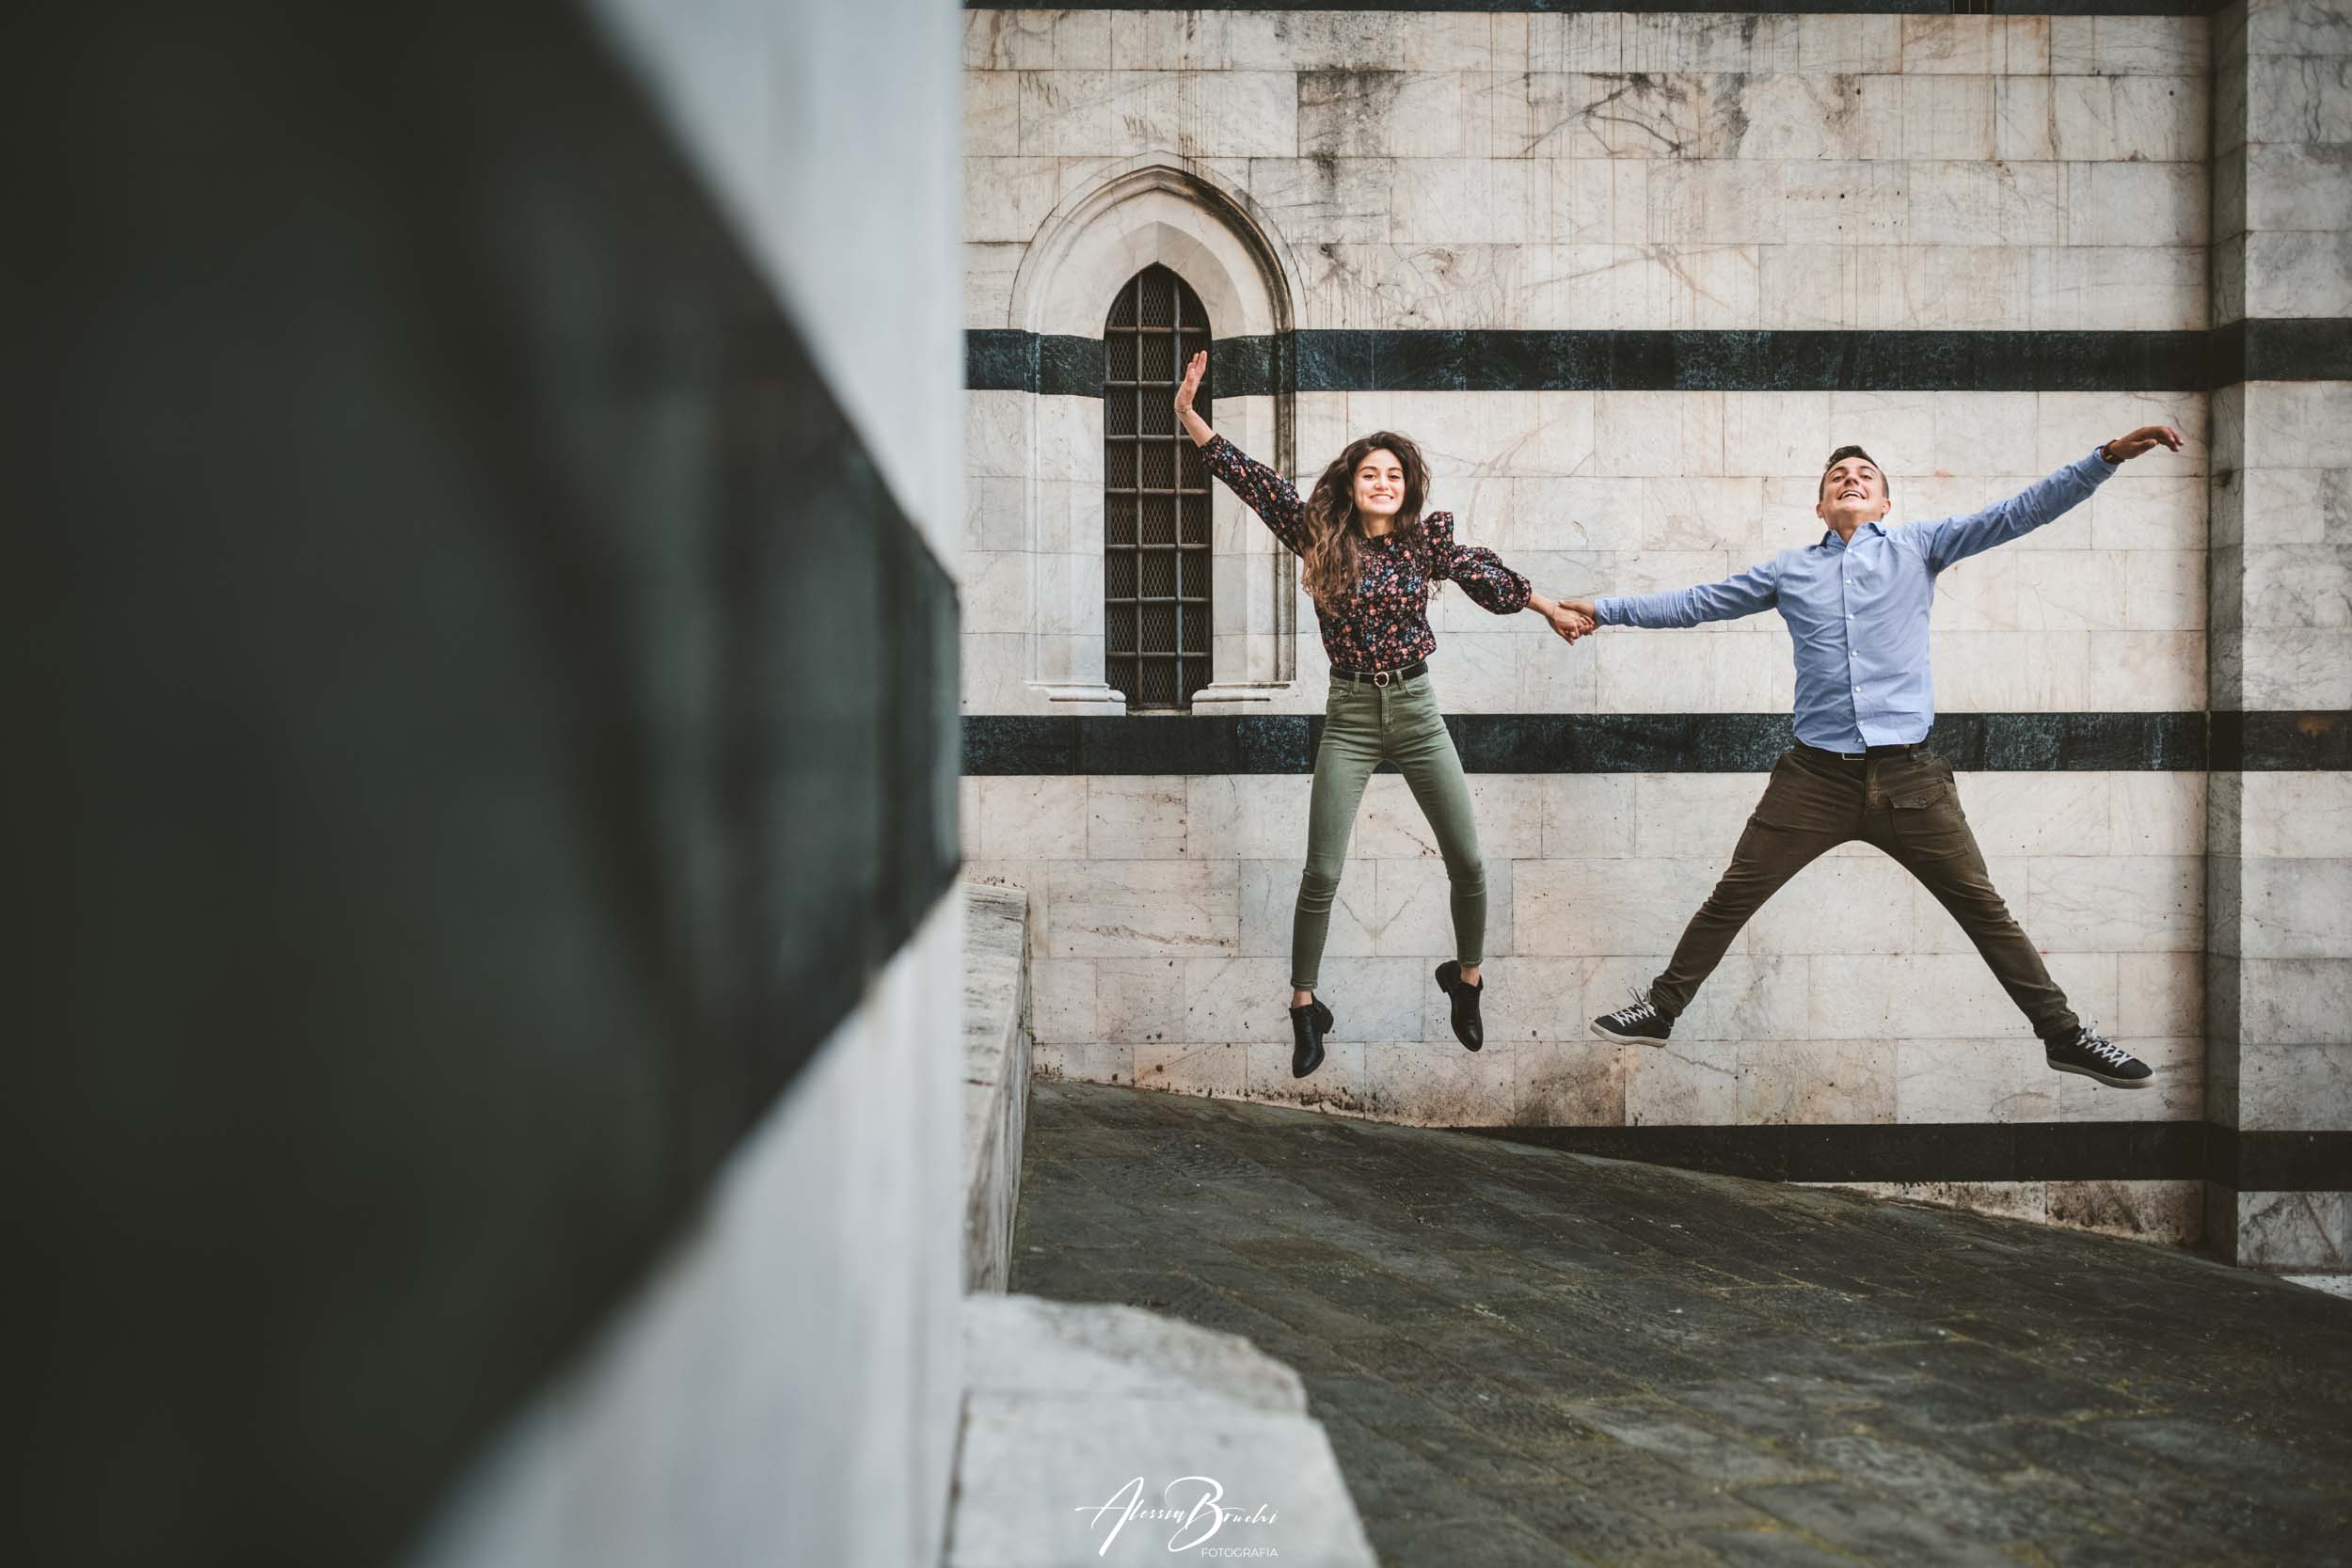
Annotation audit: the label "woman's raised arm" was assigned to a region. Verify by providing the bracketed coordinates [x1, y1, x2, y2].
[1174, 349, 1216, 450]
[1178, 350, 1309, 554]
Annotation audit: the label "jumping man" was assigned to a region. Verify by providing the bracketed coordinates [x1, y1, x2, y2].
[1565, 425, 2186, 1089]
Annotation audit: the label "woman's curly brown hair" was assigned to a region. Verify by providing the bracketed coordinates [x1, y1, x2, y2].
[1299, 431, 1434, 608]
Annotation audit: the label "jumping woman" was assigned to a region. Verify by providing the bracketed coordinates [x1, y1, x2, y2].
[1174, 350, 1591, 1079]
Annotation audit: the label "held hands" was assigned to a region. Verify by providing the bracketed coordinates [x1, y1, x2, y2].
[2099, 425, 2185, 464]
[1526, 593, 1595, 643]
[1544, 597, 1597, 644]
[1543, 601, 1599, 648]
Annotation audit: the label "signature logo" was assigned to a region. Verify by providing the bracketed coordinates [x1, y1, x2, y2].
[1075, 1476, 1279, 1556]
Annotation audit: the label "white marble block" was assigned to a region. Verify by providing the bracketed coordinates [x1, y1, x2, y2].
[1045, 861, 1241, 958]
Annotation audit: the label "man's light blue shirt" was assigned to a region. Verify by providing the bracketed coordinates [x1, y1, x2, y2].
[1595, 450, 2120, 752]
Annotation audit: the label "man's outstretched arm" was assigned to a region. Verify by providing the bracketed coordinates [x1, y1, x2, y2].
[1563, 560, 1781, 635]
[1918, 423, 2185, 573]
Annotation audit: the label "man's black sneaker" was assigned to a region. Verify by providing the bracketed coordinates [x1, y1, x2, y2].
[1592, 989, 1672, 1046]
[1289, 997, 1333, 1079]
[1434, 960, 1484, 1051]
[2044, 1022, 2151, 1088]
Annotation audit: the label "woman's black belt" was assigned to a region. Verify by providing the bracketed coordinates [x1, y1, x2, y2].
[1329, 658, 1428, 688]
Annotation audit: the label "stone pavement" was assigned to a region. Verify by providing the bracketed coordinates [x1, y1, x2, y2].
[1011, 1081, 2352, 1568]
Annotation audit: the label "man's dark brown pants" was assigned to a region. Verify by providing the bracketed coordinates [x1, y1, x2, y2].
[1648, 745, 2078, 1041]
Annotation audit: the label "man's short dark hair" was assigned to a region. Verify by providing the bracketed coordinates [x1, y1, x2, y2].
[1820, 445, 1889, 501]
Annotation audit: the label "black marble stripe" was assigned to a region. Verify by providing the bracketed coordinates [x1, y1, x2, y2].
[967, 328, 1106, 395]
[968, 2, 2215, 15]
[2209, 1127, 2352, 1193]
[12, 6, 959, 1567]
[970, 325, 2351, 395]
[1209, 331, 1289, 400]
[963, 712, 2238, 774]
[2210, 711, 2352, 771]
[1280, 329, 2215, 394]
[2210, 318, 2352, 386]
[1470, 1122, 2352, 1190]
[964, 714, 1318, 775]
[1463, 1122, 2212, 1184]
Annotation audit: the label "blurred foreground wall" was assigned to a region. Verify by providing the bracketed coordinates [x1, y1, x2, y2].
[7, 2, 966, 1564]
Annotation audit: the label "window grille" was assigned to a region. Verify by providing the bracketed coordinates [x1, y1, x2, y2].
[1103, 265, 1213, 711]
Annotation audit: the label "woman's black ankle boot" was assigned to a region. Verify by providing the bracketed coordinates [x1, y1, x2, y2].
[1288, 997, 1332, 1079]
[1435, 961, 1484, 1051]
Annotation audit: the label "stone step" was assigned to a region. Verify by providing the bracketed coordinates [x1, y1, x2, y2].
[948, 1294, 1377, 1568]
[963, 880, 1031, 1292]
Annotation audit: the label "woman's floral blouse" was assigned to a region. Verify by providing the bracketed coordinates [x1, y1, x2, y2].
[1201, 434, 1532, 672]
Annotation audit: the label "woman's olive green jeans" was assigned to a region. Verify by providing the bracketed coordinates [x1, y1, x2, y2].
[1294, 672, 1484, 993]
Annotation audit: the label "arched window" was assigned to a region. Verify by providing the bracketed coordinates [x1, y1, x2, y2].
[1104, 265, 1213, 711]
